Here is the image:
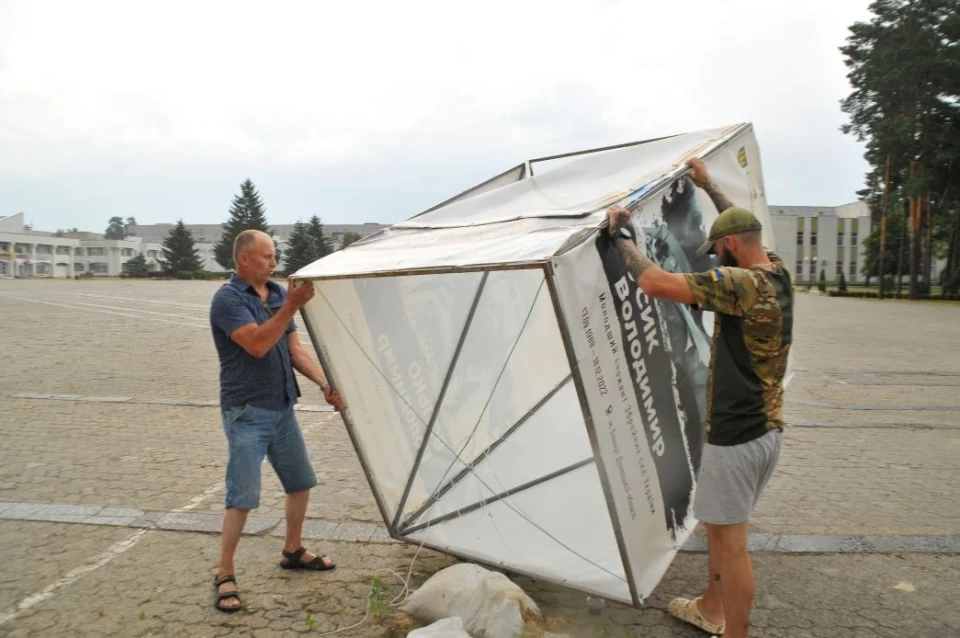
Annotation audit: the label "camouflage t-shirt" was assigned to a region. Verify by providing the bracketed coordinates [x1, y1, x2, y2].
[683, 253, 793, 446]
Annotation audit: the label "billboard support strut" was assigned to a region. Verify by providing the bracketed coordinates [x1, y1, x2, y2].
[298, 304, 396, 532]
[400, 374, 573, 530]
[543, 261, 644, 607]
[391, 272, 490, 531]
[400, 457, 595, 536]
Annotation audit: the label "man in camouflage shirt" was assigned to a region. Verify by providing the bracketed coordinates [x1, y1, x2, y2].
[606, 158, 792, 638]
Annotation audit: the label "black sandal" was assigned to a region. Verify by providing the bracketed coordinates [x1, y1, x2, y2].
[213, 575, 242, 613]
[280, 547, 336, 571]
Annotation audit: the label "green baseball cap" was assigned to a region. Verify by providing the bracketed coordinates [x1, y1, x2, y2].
[696, 207, 763, 256]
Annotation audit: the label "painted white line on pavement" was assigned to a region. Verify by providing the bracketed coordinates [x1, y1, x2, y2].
[61, 291, 211, 311]
[174, 482, 225, 514]
[0, 529, 152, 626]
[64, 299, 207, 321]
[0, 293, 206, 328]
[0, 414, 328, 627]
[0, 483, 226, 627]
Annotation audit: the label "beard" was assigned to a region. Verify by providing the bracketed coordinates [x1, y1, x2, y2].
[719, 251, 739, 268]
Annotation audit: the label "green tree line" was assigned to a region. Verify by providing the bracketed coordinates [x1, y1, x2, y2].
[840, 0, 960, 297]
[107, 179, 359, 277]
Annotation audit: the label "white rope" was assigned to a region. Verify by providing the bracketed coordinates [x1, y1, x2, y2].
[314, 539, 425, 636]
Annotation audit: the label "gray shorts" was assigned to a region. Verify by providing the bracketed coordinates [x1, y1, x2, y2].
[693, 429, 782, 525]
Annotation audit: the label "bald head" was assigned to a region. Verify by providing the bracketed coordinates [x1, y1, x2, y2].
[233, 230, 272, 265]
[233, 230, 278, 284]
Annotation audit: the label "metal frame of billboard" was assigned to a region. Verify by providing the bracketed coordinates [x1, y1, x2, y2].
[298, 260, 643, 606]
[295, 122, 755, 607]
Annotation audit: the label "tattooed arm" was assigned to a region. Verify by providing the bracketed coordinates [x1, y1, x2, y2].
[607, 205, 695, 305]
[686, 158, 734, 212]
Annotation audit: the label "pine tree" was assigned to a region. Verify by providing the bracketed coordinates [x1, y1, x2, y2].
[864, 203, 906, 281]
[307, 216, 332, 258]
[839, 271, 849, 293]
[840, 0, 960, 299]
[214, 179, 277, 270]
[162, 220, 203, 274]
[283, 221, 320, 275]
[818, 269, 827, 293]
[104, 216, 127, 239]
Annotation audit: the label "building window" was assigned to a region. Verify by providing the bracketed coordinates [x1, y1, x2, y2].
[121, 248, 134, 257]
[836, 263, 843, 276]
[810, 232, 818, 246]
[74, 263, 84, 272]
[89, 262, 109, 274]
[795, 261, 803, 276]
[850, 262, 857, 275]
[837, 233, 844, 246]
[851, 232, 858, 246]
[796, 231, 803, 245]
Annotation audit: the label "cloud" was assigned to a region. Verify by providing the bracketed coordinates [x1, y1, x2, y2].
[0, 0, 874, 230]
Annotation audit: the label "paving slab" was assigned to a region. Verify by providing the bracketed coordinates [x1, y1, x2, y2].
[3, 398, 958, 538]
[1, 525, 958, 637]
[0, 521, 136, 614]
[2, 271, 960, 637]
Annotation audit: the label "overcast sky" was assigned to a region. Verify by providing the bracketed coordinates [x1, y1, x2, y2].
[1, 0, 874, 232]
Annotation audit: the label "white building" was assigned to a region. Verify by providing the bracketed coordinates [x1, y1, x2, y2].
[0, 213, 164, 278]
[1, 213, 389, 277]
[1, 213, 81, 278]
[768, 202, 872, 284]
[9, 203, 893, 286]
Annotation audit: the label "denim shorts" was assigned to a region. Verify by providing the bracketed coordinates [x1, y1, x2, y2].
[221, 404, 317, 510]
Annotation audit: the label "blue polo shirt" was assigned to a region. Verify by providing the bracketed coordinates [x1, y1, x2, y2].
[210, 274, 298, 410]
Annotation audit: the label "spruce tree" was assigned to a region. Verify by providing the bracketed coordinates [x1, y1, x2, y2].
[307, 215, 332, 258]
[162, 220, 203, 274]
[214, 179, 277, 270]
[818, 269, 828, 293]
[124, 253, 150, 277]
[283, 221, 320, 275]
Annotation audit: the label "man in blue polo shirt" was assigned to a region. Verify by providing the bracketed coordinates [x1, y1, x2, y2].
[209, 229, 342, 612]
